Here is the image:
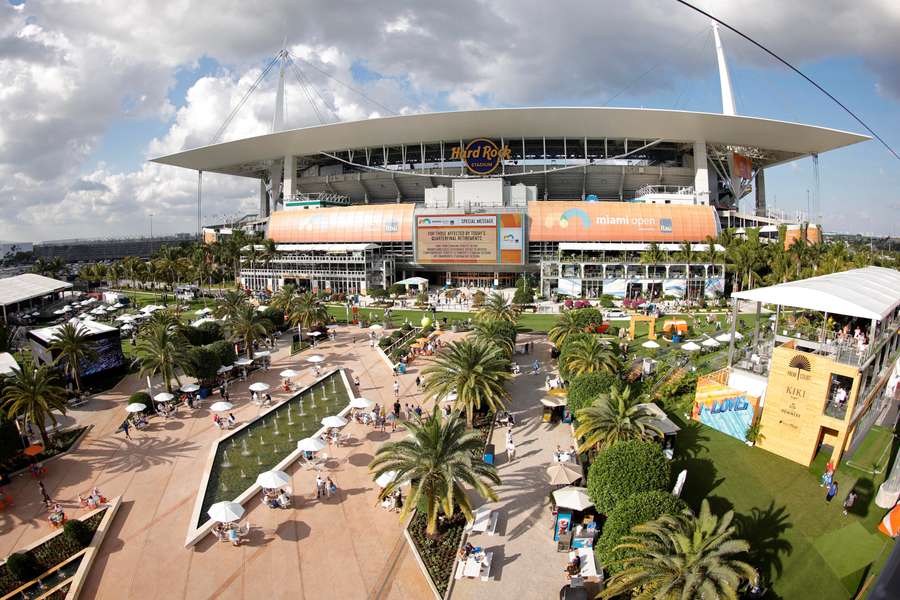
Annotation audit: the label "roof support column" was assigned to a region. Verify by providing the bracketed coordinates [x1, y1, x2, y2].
[693, 141, 710, 205]
[259, 178, 268, 218]
[727, 296, 739, 367]
[283, 154, 296, 202]
[755, 168, 767, 217]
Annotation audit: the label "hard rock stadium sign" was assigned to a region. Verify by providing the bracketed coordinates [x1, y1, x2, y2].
[450, 139, 512, 175]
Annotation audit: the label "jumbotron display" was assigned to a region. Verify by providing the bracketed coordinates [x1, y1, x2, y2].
[414, 212, 524, 265]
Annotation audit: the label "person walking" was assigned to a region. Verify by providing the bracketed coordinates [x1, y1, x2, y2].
[122, 419, 132, 440]
[842, 490, 858, 515]
[326, 477, 337, 498]
[393, 380, 400, 397]
[415, 375, 422, 391]
[315, 474, 325, 498]
[507, 439, 516, 461]
[38, 481, 52, 506]
[826, 480, 838, 503]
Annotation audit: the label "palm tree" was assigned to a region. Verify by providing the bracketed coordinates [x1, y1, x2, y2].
[574, 385, 662, 452]
[216, 289, 248, 321]
[228, 304, 271, 358]
[422, 339, 511, 426]
[270, 283, 298, 315]
[560, 335, 620, 377]
[600, 500, 756, 599]
[640, 242, 667, 265]
[49, 322, 98, 394]
[1, 361, 68, 449]
[369, 407, 500, 537]
[285, 291, 327, 342]
[472, 319, 517, 357]
[133, 321, 190, 392]
[549, 309, 584, 347]
[477, 292, 519, 323]
[676, 242, 697, 301]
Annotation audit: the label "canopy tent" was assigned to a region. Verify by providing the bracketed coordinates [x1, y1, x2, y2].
[662, 320, 689, 334]
[681, 341, 701, 352]
[546, 463, 583, 486]
[395, 276, 428, 286]
[553, 486, 593, 511]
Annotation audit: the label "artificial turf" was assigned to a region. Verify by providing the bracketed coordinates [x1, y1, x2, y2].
[673, 418, 896, 599]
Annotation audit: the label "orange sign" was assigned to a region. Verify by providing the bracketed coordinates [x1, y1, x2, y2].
[267, 204, 415, 243]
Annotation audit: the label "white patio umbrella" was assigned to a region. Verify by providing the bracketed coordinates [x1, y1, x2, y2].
[321, 415, 348, 428]
[234, 357, 253, 366]
[369, 324, 383, 331]
[207, 501, 244, 523]
[112, 303, 124, 309]
[248, 382, 270, 392]
[309, 331, 323, 337]
[375, 470, 398, 488]
[115, 314, 134, 322]
[552, 486, 594, 511]
[181, 383, 200, 393]
[279, 369, 300, 378]
[297, 437, 326, 452]
[734, 331, 744, 339]
[256, 305, 269, 312]
[217, 365, 233, 374]
[256, 470, 290, 489]
[53, 309, 66, 315]
[546, 463, 583, 486]
[701, 337, 721, 348]
[196, 307, 212, 315]
[681, 341, 702, 352]
[306, 354, 325, 364]
[209, 401, 234, 412]
[540, 396, 566, 408]
[641, 340, 660, 349]
[350, 397, 374, 409]
[715, 333, 733, 343]
[126, 403, 146, 413]
[253, 350, 270, 359]
[153, 392, 175, 403]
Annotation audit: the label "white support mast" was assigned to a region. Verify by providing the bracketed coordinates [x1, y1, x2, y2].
[712, 22, 737, 116]
[272, 45, 287, 133]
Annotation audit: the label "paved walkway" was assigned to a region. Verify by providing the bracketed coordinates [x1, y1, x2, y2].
[0, 325, 434, 599]
[450, 334, 575, 599]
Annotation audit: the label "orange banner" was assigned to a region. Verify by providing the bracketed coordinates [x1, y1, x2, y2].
[267, 204, 415, 243]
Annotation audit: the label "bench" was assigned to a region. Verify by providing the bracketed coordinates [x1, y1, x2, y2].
[486, 511, 499, 536]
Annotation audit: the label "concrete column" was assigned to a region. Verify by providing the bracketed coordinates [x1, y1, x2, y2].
[727, 297, 739, 367]
[259, 179, 268, 217]
[283, 154, 296, 202]
[755, 168, 767, 217]
[693, 141, 710, 205]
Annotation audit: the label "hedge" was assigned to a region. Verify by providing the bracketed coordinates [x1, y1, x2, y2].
[206, 340, 237, 370]
[182, 321, 224, 346]
[594, 491, 687, 573]
[567, 371, 621, 414]
[185, 345, 220, 382]
[586, 440, 670, 514]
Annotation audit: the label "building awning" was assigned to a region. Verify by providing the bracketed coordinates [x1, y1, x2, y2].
[559, 242, 724, 252]
[0, 274, 72, 308]
[635, 402, 681, 435]
[732, 266, 900, 321]
[28, 318, 118, 344]
[395, 277, 428, 285]
[275, 243, 379, 252]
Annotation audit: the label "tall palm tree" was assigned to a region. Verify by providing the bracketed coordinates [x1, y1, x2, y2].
[640, 242, 667, 265]
[370, 407, 500, 537]
[600, 500, 756, 599]
[216, 289, 248, 320]
[49, 323, 98, 394]
[1, 362, 68, 449]
[270, 283, 298, 315]
[472, 319, 518, 357]
[574, 385, 661, 452]
[549, 309, 584, 347]
[676, 242, 697, 301]
[477, 292, 519, 323]
[285, 291, 327, 342]
[560, 335, 620, 377]
[133, 321, 190, 392]
[227, 304, 271, 358]
[422, 339, 511, 426]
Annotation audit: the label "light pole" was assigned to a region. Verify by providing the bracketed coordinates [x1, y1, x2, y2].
[149, 212, 154, 255]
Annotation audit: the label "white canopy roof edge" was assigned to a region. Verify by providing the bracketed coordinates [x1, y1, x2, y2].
[731, 266, 900, 321]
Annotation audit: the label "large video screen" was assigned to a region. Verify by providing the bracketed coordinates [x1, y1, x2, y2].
[414, 213, 524, 265]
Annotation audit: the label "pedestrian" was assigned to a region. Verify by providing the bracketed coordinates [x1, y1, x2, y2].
[507, 440, 516, 461]
[223, 389, 230, 403]
[264, 393, 272, 405]
[38, 481, 51, 506]
[393, 380, 400, 397]
[315, 474, 325, 498]
[122, 419, 132, 440]
[326, 477, 337, 497]
[393, 400, 401, 419]
[842, 490, 858, 515]
[353, 375, 360, 388]
[414, 404, 423, 419]
[415, 375, 422, 391]
[251, 391, 258, 404]
[826, 481, 838, 502]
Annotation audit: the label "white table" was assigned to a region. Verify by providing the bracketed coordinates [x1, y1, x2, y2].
[463, 552, 492, 579]
[470, 508, 492, 533]
[555, 452, 573, 463]
[569, 548, 599, 580]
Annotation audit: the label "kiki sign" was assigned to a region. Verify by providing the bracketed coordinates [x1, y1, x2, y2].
[451, 139, 511, 175]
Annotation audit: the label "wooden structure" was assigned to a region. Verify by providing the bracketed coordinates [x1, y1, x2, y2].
[628, 315, 656, 341]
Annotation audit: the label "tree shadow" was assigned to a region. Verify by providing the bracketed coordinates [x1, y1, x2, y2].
[671, 457, 724, 510]
[735, 502, 793, 590]
[73, 436, 200, 474]
[673, 420, 710, 460]
[846, 477, 875, 519]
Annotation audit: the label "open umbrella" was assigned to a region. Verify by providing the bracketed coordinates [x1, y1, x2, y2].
[112, 303, 124, 309]
[369, 324, 383, 331]
[306, 354, 325, 364]
[256, 470, 290, 489]
[181, 383, 200, 393]
[309, 331, 323, 337]
[196, 307, 212, 316]
[681, 341, 701, 352]
[552, 486, 594, 511]
[540, 396, 566, 408]
[546, 463, 583, 486]
[297, 437, 326, 452]
[121, 323, 134, 331]
[210, 401, 233, 412]
[23, 444, 44, 457]
[207, 501, 244, 523]
[321, 415, 348, 428]
[253, 350, 270, 359]
[153, 392, 175, 403]
[350, 397, 373, 409]
[126, 403, 146, 413]
[279, 369, 299, 378]
[248, 382, 270, 393]
[701, 337, 721, 348]
[715, 333, 733, 343]
[217, 365, 233, 374]
[375, 470, 398, 488]
[641, 340, 660, 349]
[234, 357, 253, 366]
[734, 331, 744, 339]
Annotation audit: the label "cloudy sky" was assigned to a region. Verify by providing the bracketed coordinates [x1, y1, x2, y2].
[1, 0, 899, 243]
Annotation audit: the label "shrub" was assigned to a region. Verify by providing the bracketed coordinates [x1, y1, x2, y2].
[571, 307, 605, 329]
[259, 307, 285, 331]
[472, 290, 486, 307]
[369, 286, 388, 300]
[595, 491, 687, 573]
[185, 345, 221, 382]
[599, 295, 615, 308]
[128, 391, 155, 414]
[388, 283, 407, 297]
[567, 371, 621, 413]
[586, 440, 670, 514]
[183, 321, 224, 346]
[63, 519, 94, 548]
[206, 340, 237, 369]
[415, 292, 429, 307]
[5, 552, 39, 582]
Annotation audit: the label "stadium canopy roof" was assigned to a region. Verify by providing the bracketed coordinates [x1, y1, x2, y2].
[151, 107, 869, 177]
[274, 243, 379, 252]
[0, 274, 72, 308]
[0, 352, 18, 377]
[731, 267, 900, 321]
[29, 318, 117, 344]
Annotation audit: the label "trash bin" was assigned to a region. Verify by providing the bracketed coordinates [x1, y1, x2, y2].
[483, 443, 495, 465]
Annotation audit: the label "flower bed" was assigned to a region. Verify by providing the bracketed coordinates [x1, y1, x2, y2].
[3, 427, 88, 474]
[0, 510, 104, 595]
[407, 510, 468, 596]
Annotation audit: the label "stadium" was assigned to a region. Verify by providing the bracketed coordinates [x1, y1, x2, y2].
[152, 27, 869, 298]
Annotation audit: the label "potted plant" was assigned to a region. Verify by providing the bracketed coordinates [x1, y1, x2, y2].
[745, 422, 764, 447]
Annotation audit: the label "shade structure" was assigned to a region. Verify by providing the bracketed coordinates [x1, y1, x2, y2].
[541, 396, 566, 408]
[306, 354, 325, 364]
[350, 397, 374, 409]
[53, 309, 65, 315]
[217, 365, 233, 374]
[112, 303, 124, 309]
[248, 382, 270, 392]
[641, 340, 660, 349]
[321, 415, 348, 428]
[256, 305, 269, 312]
[701, 337, 721, 348]
[552, 486, 594, 511]
[375, 470, 398, 488]
[153, 392, 175, 403]
[734, 331, 744, 339]
[256, 470, 290, 489]
[297, 436, 327, 452]
[121, 323, 134, 330]
[681, 341, 701, 352]
[196, 307, 212, 315]
[369, 324, 383, 331]
[116, 314, 134, 323]
[253, 350, 270, 358]
[279, 369, 300, 378]
[23, 444, 44, 457]
[715, 333, 739, 343]
[309, 331, 323, 337]
[207, 501, 244, 523]
[126, 403, 146, 413]
[234, 357, 253, 366]
[181, 383, 200, 393]
[546, 463, 583, 486]
[209, 401, 234, 412]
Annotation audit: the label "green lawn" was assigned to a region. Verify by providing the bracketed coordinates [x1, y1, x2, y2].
[674, 418, 896, 598]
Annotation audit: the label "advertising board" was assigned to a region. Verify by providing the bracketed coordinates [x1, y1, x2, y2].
[414, 212, 524, 265]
